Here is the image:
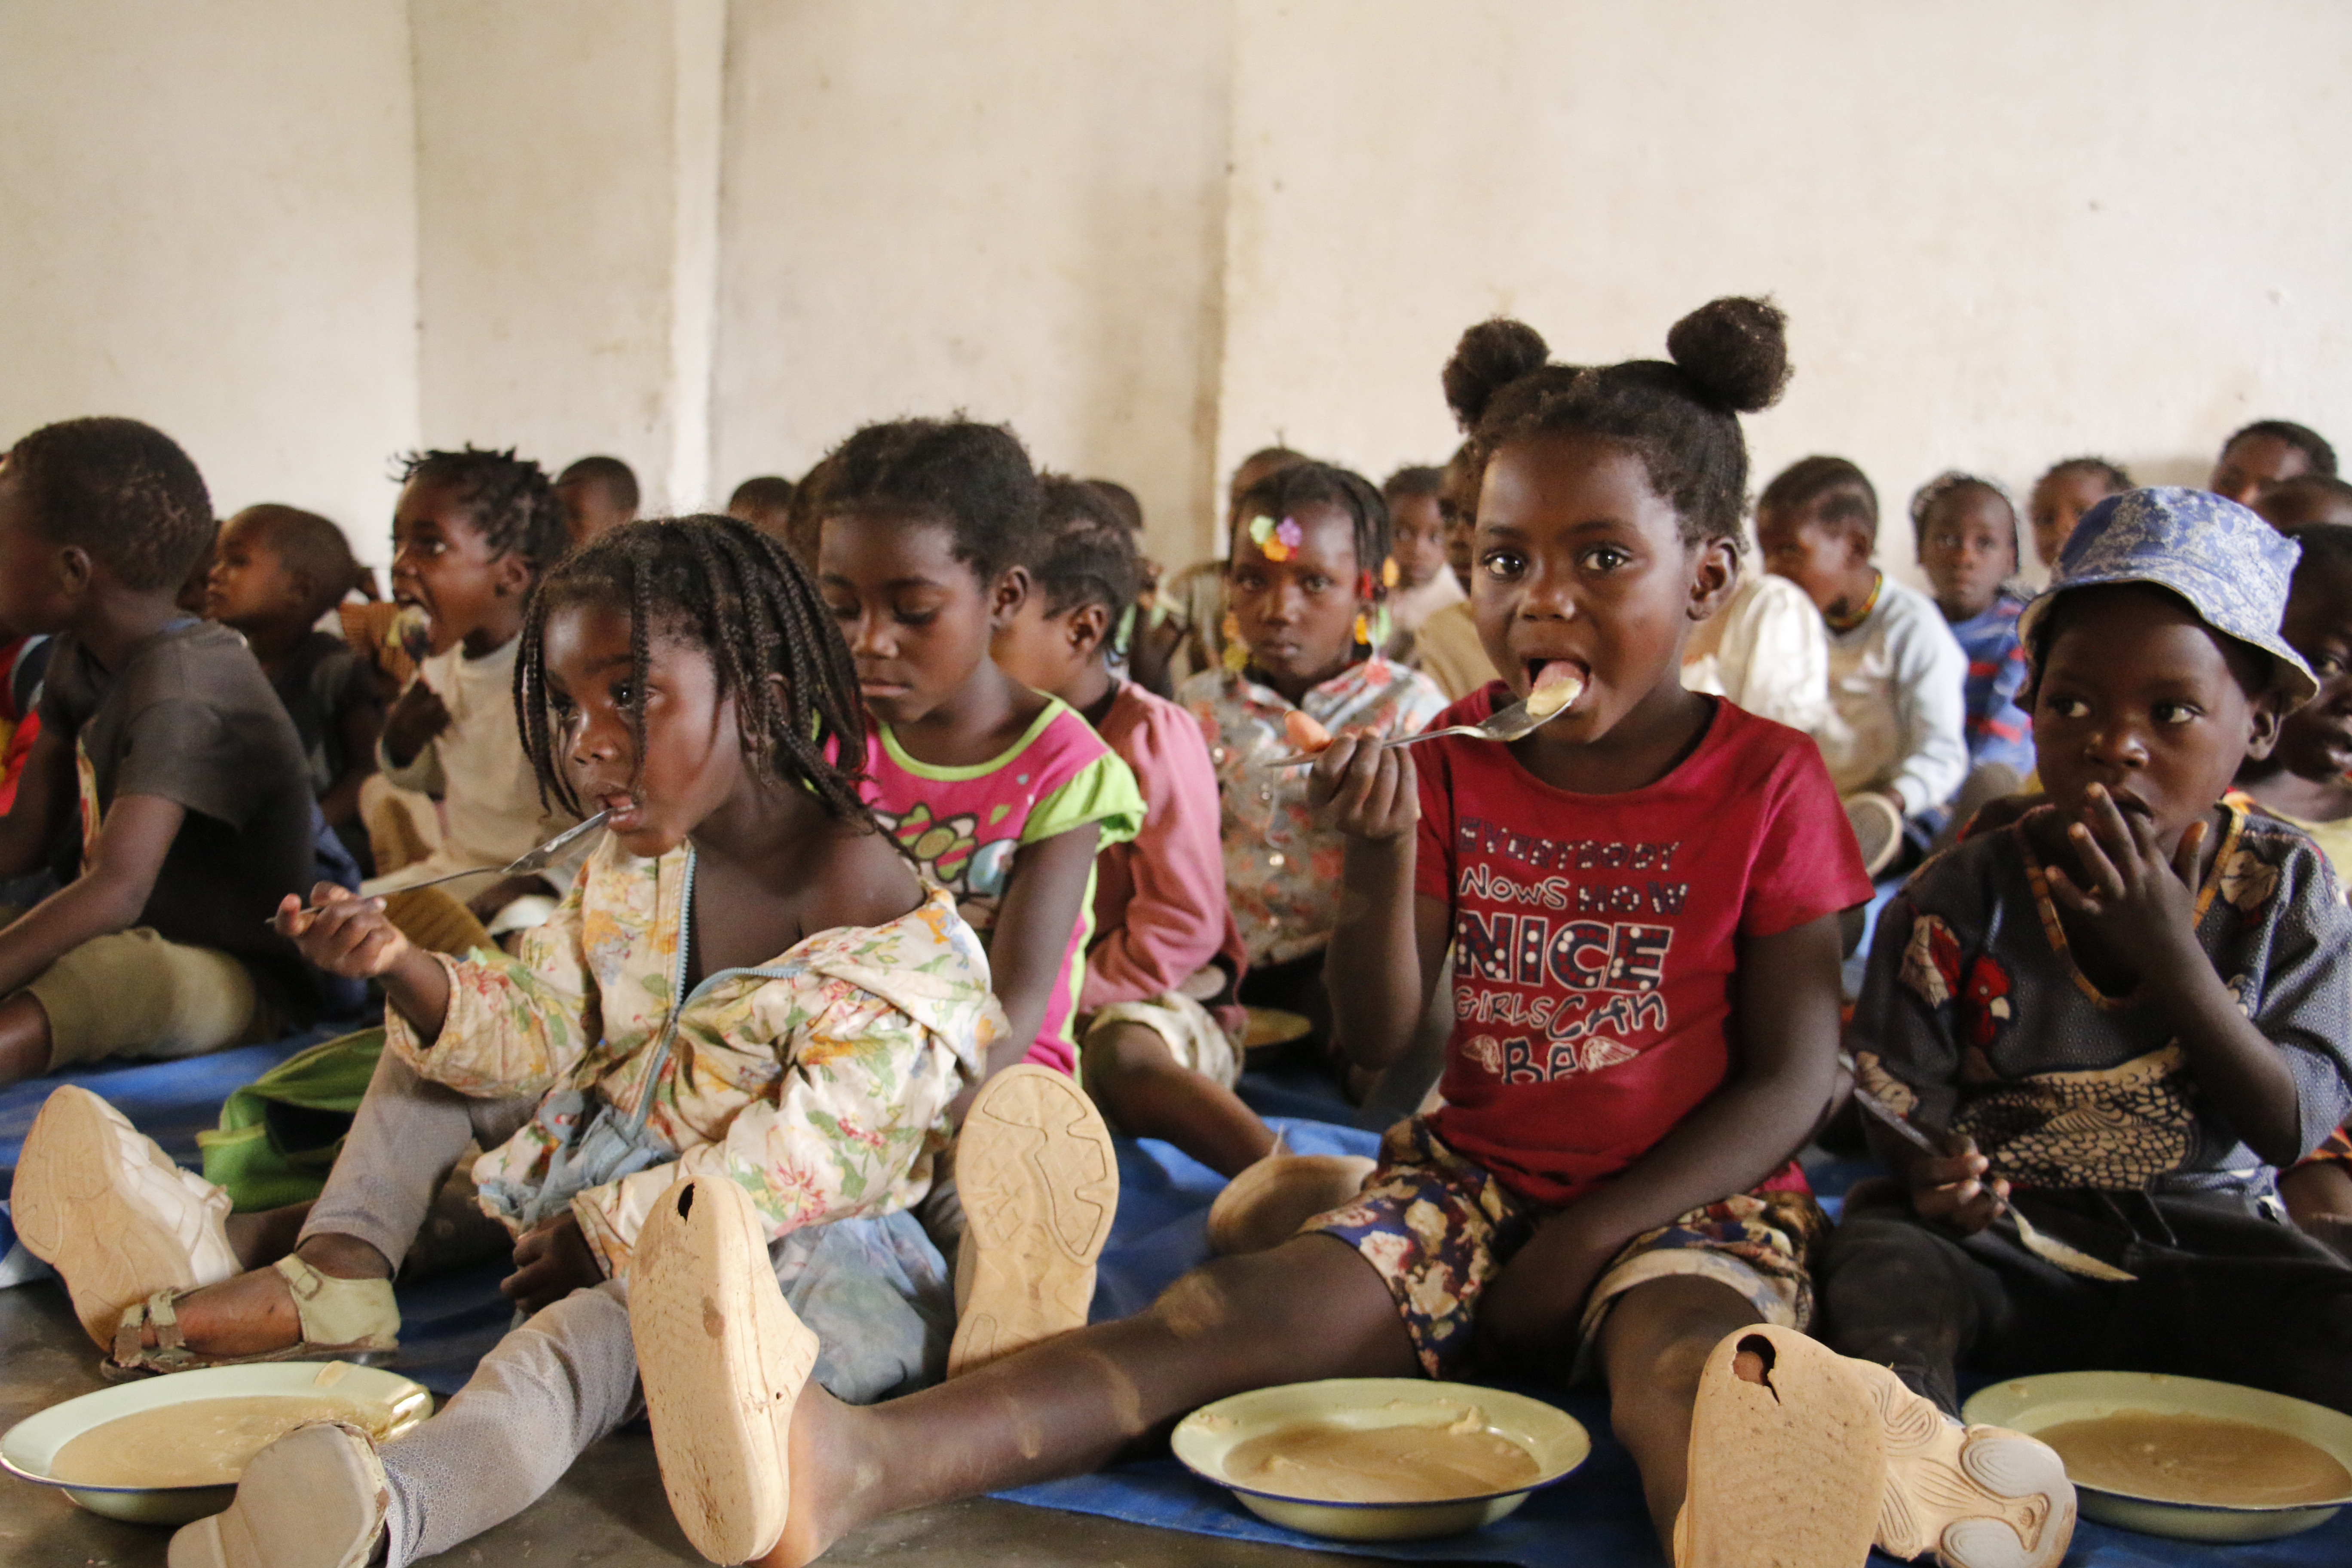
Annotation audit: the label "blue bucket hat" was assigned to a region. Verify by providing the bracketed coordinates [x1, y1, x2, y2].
[2018, 487, 2317, 708]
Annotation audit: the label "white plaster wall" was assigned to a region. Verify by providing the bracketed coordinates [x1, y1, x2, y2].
[712, 0, 1234, 562]
[1215, 0, 2352, 585]
[0, 0, 420, 565]
[412, 0, 715, 513]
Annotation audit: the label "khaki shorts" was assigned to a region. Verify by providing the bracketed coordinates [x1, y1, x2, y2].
[15, 922, 274, 1072]
[1082, 991, 1243, 1090]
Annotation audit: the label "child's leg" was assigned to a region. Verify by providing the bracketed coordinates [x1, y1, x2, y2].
[1081, 1007, 1273, 1177]
[0, 930, 271, 1088]
[1816, 1197, 1997, 1415]
[1596, 1274, 1767, 1548]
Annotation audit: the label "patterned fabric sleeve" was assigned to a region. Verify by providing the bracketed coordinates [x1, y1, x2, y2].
[2233, 836, 2352, 1160]
[382, 869, 601, 1099]
[1847, 888, 1966, 1134]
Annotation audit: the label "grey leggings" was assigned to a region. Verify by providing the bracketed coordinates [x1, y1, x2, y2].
[297, 1049, 955, 1567]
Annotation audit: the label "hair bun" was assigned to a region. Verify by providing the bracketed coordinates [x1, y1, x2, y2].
[1443, 318, 1550, 431]
[1664, 297, 1790, 414]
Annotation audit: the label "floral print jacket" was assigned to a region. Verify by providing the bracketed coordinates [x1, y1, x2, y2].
[385, 835, 1001, 1279]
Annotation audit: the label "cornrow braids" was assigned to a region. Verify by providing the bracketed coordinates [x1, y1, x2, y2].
[2040, 455, 2132, 494]
[1230, 461, 1392, 594]
[1908, 471, 2018, 541]
[513, 515, 879, 830]
[1031, 475, 1143, 619]
[396, 447, 567, 576]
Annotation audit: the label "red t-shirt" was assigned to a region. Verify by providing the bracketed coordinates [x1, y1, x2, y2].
[1417, 686, 1871, 1206]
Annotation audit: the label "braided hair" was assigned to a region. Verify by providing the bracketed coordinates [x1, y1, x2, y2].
[396, 447, 567, 574]
[1908, 471, 2018, 548]
[513, 515, 877, 827]
[1230, 460, 1392, 593]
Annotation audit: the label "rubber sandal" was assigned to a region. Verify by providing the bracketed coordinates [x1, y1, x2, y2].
[167, 1420, 389, 1568]
[11, 1084, 240, 1348]
[109, 1255, 400, 1378]
[631, 1174, 820, 1566]
[946, 1064, 1118, 1378]
[1206, 1150, 1376, 1255]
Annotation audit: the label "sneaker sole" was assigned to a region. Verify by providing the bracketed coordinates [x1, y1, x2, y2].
[946, 1065, 1118, 1378]
[1681, 1325, 1885, 1567]
[631, 1175, 818, 1566]
[166, 1421, 386, 1568]
[12, 1085, 224, 1348]
[1206, 1153, 1376, 1256]
[1862, 1372, 2073, 1568]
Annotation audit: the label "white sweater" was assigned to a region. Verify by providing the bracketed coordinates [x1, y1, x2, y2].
[1813, 576, 1969, 816]
[1683, 571, 1830, 736]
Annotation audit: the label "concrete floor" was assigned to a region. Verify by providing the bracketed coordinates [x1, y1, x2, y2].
[0, 1281, 1380, 1568]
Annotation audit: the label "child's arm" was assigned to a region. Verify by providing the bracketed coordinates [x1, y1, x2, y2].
[378, 679, 451, 781]
[1079, 714, 1229, 1009]
[317, 678, 385, 831]
[0, 790, 184, 997]
[1314, 734, 1448, 1067]
[983, 823, 1102, 1077]
[1887, 608, 1970, 814]
[1479, 910, 1846, 1363]
[0, 724, 73, 879]
[2041, 790, 2305, 1163]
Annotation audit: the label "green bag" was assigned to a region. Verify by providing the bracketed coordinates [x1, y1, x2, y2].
[197, 1028, 386, 1213]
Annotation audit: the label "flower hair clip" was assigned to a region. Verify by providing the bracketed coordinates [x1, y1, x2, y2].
[1249, 513, 1303, 562]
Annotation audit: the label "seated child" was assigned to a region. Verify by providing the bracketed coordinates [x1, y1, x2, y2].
[1129, 445, 1308, 697]
[1911, 473, 2035, 799]
[1409, 442, 1502, 701]
[2257, 473, 2352, 532]
[612, 300, 2062, 1568]
[1379, 464, 1464, 652]
[1178, 459, 1448, 1050]
[2229, 522, 2352, 1234]
[372, 447, 582, 931]
[991, 478, 1267, 1176]
[814, 419, 1144, 1078]
[204, 504, 385, 870]
[553, 453, 639, 547]
[0, 418, 329, 1090]
[728, 472, 796, 542]
[1814, 490, 2352, 1548]
[2210, 418, 2337, 510]
[13, 518, 1038, 1568]
[2027, 455, 2130, 573]
[1758, 455, 1968, 875]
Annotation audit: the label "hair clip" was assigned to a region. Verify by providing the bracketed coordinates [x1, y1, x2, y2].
[1249, 513, 1302, 562]
[1381, 557, 1400, 590]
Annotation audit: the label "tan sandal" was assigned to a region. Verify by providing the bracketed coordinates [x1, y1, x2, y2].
[107, 1255, 400, 1378]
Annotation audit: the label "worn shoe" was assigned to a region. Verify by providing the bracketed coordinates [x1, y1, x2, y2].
[946, 1065, 1118, 1377]
[631, 1174, 820, 1566]
[11, 1085, 239, 1348]
[1206, 1150, 1376, 1256]
[110, 1255, 400, 1378]
[167, 1420, 389, 1568]
[1844, 792, 1907, 878]
[1680, 1325, 2072, 1568]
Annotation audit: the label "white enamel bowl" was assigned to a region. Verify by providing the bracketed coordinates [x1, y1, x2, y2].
[1963, 1370, 2352, 1543]
[1172, 1377, 1589, 1542]
[1, 1361, 431, 1525]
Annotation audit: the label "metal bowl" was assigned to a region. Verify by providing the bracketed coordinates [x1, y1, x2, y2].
[1963, 1370, 2352, 1543]
[1, 1361, 430, 1526]
[1171, 1377, 1588, 1541]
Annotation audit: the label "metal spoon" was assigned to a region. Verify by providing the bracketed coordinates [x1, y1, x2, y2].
[270, 810, 609, 925]
[1265, 681, 1582, 769]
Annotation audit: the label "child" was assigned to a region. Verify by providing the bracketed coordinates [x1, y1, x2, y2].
[0, 418, 328, 1090]
[553, 453, 639, 547]
[0, 626, 51, 815]
[204, 504, 384, 867]
[1379, 464, 1464, 649]
[991, 478, 1265, 1175]
[372, 448, 582, 929]
[1814, 491, 2352, 1557]
[728, 473, 797, 542]
[815, 419, 1145, 1077]
[1178, 459, 1447, 1047]
[2210, 418, 2337, 510]
[1412, 442, 1503, 701]
[2257, 473, 2352, 532]
[1912, 473, 2035, 789]
[618, 300, 2056, 1568]
[15, 518, 1029, 1568]
[2027, 455, 2130, 573]
[1758, 455, 1968, 874]
[1130, 445, 1308, 696]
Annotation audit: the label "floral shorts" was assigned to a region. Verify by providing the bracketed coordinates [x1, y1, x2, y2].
[1305, 1118, 1829, 1378]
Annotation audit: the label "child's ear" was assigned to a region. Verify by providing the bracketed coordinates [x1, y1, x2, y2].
[989, 564, 1032, 628]
[1068, 603, 1112, 658]
[2242, 689, 2288, 764]
[491, 550, 535, 599]
[1687, 537, 1738, 622]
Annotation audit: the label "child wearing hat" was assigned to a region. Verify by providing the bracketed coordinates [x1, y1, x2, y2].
[1822, 487, 2352, 1405]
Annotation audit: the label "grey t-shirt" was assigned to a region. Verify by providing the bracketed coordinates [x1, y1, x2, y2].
[40, 620, 327, 1019]
[1852, 806, 2352, 1200]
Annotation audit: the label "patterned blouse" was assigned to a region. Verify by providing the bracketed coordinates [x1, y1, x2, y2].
[1852, 805, 2352, 1199]
[385, 834, 1003, 1279]
[1178, 655, 1449, 967]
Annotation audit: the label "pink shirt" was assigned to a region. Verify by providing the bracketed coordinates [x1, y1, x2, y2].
[1082, 681, 1244, 1011]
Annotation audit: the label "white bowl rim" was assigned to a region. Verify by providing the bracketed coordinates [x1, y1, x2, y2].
[1172, 1378, 1589, 1511]
[1961, 1370, 2352, 1515]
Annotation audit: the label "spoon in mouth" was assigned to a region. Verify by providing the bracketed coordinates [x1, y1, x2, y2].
[269, 810, 610, 926]
[1267, 668, 1584, 768]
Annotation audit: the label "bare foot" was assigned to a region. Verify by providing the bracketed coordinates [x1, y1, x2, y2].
[755, 1381, 870, 1568]
[133, 1234, 389, 1356]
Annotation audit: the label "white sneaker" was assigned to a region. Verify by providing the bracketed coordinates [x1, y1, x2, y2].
[11, 1084, 238, 1348]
